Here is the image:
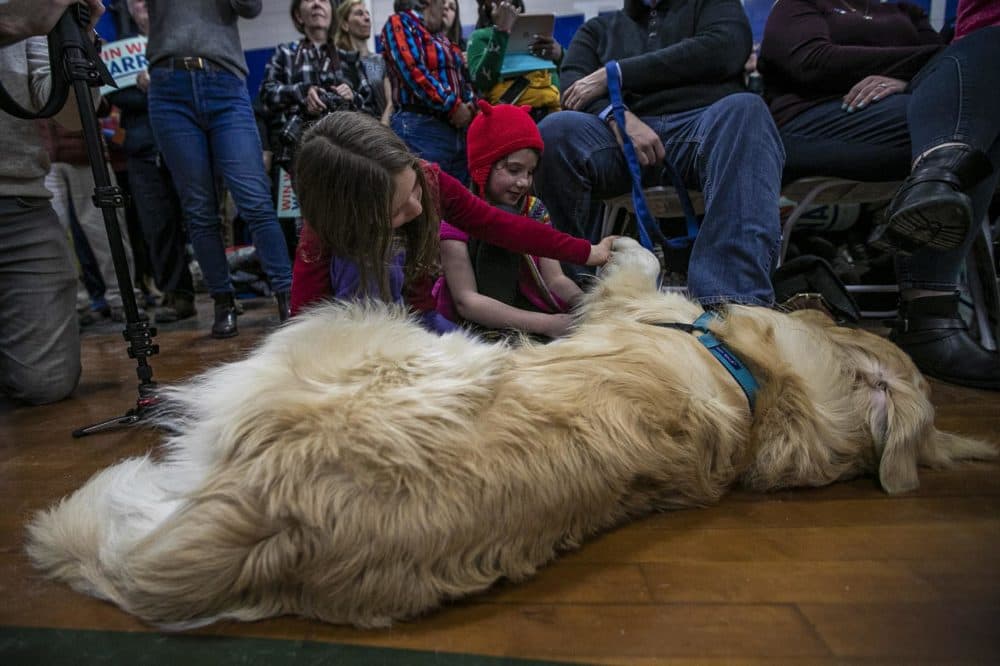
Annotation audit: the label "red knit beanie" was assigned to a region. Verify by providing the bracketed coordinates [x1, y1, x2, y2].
[466, 99, 544, 195]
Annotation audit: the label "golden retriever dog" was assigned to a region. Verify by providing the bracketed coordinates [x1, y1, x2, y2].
[27, 238, 996, 629]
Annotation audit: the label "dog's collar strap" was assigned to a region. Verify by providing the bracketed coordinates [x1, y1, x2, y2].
[651, 312, 759, 411]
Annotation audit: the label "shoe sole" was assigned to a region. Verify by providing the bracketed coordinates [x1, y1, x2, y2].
[887, 197, 972, 253]
[210, 329, 239, 339]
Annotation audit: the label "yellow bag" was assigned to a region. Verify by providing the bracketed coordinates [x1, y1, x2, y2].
[487, 70, 561, 113]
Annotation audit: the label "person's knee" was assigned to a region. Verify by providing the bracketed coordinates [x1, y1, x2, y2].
[5, 362, 80, 405]
[538, 111, 592, 158]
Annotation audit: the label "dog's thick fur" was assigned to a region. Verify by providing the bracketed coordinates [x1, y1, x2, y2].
[27, 238, 996, 629]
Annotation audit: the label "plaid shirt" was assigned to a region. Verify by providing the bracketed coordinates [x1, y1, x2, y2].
[259, 40, 377, 119]
[381, 10, 473, 115]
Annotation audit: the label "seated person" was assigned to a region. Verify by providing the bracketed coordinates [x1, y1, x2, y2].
[435, 102, 581, 339]
[288, 112, 615, 324]
[534, 0, 784, 308]
[759, 0, 1000, 389]
[465, 0, 562, 121]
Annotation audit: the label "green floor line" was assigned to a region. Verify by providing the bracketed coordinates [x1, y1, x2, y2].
[0, 625, 581, 666]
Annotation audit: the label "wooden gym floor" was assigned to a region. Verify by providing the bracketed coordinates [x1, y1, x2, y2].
[1, 295, 998, 665]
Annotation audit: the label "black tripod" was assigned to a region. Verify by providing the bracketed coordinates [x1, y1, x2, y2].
[0, 7, 160, 436]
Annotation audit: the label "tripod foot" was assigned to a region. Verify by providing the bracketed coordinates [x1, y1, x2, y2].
[72, 386, 161, 438]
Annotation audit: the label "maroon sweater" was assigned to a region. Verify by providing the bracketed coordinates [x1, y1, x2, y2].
[759, 0, 942, 126]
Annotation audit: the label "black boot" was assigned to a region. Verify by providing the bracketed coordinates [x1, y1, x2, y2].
[276, 290, 291, 323]
[891, 294, 1000, 390]
[211, 292, 238, 339]
[872, 144, 992, 255]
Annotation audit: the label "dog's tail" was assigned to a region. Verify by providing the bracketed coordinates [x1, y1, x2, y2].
[27, 456, 311, 628]
[25, 456, 180, 606]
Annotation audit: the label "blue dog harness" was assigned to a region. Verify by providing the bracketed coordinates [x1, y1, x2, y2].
[651, 311, 759, 411]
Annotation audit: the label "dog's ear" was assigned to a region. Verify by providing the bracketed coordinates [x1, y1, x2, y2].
[878, 433, 920, 494]
[871, 381, 926, 495]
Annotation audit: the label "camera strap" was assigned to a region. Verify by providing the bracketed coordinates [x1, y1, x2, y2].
[0, 7, 114, 120]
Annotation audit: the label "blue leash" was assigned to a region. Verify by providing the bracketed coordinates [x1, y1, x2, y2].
[652, 311, 759, 412]
[605, 61, 700, 251]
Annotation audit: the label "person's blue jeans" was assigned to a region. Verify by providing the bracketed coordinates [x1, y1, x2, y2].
[536, 93, 784, 306]
[779, 26, 1000, 292]
[391, 110, 469, 186]
[147, 66, 292, 295]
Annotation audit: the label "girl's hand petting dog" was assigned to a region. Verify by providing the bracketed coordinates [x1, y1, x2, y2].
[586, 235, 618, 266]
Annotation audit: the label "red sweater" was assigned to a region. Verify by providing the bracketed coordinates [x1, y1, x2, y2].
[759, 0, 942, 126]
[290, 162, 592, 315]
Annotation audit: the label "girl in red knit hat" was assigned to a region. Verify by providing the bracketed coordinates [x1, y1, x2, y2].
[289, 111, 615, 329]
[433, 100, 582, 339]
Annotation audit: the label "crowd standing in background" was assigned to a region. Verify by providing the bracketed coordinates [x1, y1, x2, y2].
[107, 0, 196, 324]
[145, 0, 294, 338]
[2, 0, 999, 407]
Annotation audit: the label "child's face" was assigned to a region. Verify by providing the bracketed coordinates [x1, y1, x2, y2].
[390, 167, 423, 229]
[485, 149, 538, 208]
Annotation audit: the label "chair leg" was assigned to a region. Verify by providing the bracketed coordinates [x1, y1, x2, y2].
[966, 216, 999, 352]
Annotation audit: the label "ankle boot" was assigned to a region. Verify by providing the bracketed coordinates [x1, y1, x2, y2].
[872, 144, 993, 255]
[275, 290, 291, 323]
[211, 293, 238, 339]
[891, 293, 1000, 390]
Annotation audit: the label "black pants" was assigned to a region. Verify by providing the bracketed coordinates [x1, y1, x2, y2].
[126, 153, 195, 297]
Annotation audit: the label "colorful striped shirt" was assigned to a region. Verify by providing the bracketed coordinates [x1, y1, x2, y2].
[380, 10, 473, 116]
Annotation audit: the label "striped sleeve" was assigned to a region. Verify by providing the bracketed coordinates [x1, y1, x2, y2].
[383, 13, 458, 113]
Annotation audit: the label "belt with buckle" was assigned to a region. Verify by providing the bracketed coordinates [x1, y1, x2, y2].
[158, 56, 219, 71]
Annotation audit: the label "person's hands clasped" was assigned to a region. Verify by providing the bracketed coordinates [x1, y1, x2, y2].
[586, 235, 619, 266]
[529, 34, 561, 63]
[608, 111, 665, 168]
[562, 67, 608, 111]
[842, 75, 906, 112]
[491, 1, 519, 33]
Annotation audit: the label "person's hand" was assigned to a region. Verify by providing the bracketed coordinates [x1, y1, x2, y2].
[529, 34, 561, 63]
[449, 101, 474, 129]
[562, 67, 608, 111]
[305, 86, 327, 115]
[541, 313, 574, 338]
[491, 1, 519, 34]
[0, 0, 104, 47]
[262, 150, 273, 172]
[608, 111, 665, 168]
[333, 83, 354, 101]
[136, 69, 150, 93]
[586, 235, 619, 266]
[843, 75, 906, 112]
